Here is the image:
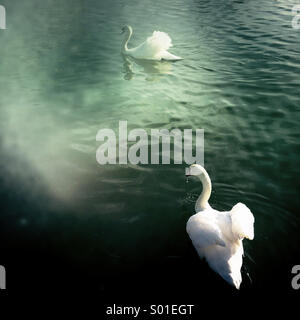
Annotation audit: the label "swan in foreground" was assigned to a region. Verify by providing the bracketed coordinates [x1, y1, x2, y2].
[121, 25, 182, 61]
[185, 164, 254, 289]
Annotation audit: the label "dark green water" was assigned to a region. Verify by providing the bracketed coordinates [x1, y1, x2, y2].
[0, 0, 300, 301]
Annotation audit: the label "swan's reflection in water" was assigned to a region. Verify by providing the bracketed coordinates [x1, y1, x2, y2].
[122, 54, 172, 81]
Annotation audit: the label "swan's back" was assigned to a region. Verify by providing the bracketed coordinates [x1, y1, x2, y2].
[186, 209, 245, 289]
[202, 239, 244, 289]
[128, 31, 181, 60]
[230, 203, 255, 240]
[147, 31, 172, 52]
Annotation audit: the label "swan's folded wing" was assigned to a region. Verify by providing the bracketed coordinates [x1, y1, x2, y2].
[145, 31, 173, 54]
[230, 203, 255, 240]
[186, 214, 226, 248]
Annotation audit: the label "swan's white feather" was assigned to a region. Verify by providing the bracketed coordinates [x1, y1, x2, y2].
[159, 51, 182, 61]
[187, 209, 245, 289]
[146, 31, 173, 52]
[230, 202, 255, 240]
[129, 31, 173, 60]
[186, 212, 226, 250]
[201, 238, 243, 289]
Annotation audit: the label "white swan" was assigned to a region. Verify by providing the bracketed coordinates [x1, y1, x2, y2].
[185, 164, 254, 289]
[121, 25, 182, 61]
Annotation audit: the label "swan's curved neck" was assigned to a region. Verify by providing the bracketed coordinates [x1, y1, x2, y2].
[122, 29, 132, 52]
[195, 170, 212, 211]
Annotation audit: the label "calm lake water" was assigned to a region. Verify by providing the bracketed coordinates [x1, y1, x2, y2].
[0, 0, 300, 301]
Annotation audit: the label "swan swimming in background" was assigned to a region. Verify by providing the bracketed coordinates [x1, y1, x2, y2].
[185, 164, 255, 289]
[121, 25, 182, 61]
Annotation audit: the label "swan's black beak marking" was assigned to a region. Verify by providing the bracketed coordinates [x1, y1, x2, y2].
[185, 167, 191, 176]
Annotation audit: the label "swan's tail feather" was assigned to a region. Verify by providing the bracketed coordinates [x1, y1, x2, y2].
[160, 51, 183, 61]
[146, 31, 173, 53]
[230, 203, 255, 240]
